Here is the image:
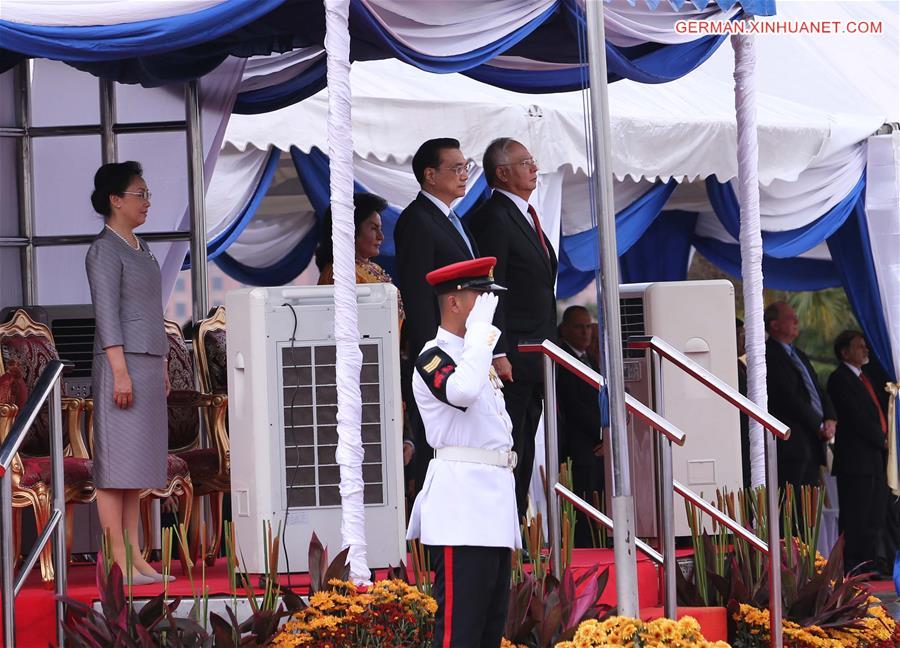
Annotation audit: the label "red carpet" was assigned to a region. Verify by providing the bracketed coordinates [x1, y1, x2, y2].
[3, 549, 659, 647]
[5, 550, 895, 647]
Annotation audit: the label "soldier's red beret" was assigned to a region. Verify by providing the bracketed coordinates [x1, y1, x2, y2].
[426, 256, 507, 295]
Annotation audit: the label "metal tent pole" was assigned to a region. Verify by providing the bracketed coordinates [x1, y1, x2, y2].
[15, 63, 35, 306]
[583, 0, 639, 617]
[185, 79, 208, 322]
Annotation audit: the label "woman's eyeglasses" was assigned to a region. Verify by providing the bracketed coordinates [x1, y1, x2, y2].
[121, 190, 152, 201]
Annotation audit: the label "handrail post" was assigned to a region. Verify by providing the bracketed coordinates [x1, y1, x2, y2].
[652, 350, 677, 619]
[542, 354, 562, 580]
[765, 429, 782, 647]
[0, 360, 68, 646]
[2, 466, 14, 646]
[49, 377, 67, 647]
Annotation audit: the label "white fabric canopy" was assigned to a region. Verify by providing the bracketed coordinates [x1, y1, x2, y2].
[221, 0, 896, 246]
[0, 0, 227, 26]
[227, 0, 894, 189]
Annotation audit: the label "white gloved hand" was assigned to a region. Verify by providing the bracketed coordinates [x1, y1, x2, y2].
[465, 292, 498, 329]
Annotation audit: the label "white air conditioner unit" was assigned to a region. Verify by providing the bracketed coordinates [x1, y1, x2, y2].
[226, 284, 406, 574]
[617, 280, 742, 538]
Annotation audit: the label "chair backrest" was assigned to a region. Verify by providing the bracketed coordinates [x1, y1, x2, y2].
[164, 319, 200, 453]
[0, 309, 59, 456]
[195, 306, 227, 396]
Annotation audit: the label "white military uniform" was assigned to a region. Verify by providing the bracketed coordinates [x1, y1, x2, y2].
[406, 321, 521, 549]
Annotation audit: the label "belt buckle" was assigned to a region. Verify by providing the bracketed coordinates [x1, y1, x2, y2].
[507, 451, 518, 471]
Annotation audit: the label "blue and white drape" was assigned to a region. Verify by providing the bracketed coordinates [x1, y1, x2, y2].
[1, 0, 772, 98]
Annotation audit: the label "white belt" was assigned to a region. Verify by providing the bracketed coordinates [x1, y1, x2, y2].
[435, 446, 518, 471]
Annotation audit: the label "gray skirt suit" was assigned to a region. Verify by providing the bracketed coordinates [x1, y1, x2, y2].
[85, 228, 168, 489]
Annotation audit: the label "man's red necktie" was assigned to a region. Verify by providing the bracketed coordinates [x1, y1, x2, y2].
[527, 204, 549, 257]
[860, 371, 889, 435]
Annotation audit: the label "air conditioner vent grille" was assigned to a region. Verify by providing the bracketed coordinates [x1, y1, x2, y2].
[619, 297, 645, 359]
[281, 343, 385, 509]
[50, 317, 96, 378]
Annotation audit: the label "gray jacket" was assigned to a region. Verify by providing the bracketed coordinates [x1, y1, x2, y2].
[86, 228, 168, 357]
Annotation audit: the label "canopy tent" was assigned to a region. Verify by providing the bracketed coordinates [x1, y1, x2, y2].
[1, 0, 897, 610]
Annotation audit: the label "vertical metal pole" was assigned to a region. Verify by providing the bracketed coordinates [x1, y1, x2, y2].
[584, 0, 639, 616]
[765, 431, 783, 647]
[15, 62, 35, 306]
[542, 355, 562, 579]
[185, 79, 208, 322]
[99, 79, 117, 164]
[652, 351, 676, 618]
[185, 79, 210, 536]
[1, 472, 14, 647]
[49, 379, 67, 647]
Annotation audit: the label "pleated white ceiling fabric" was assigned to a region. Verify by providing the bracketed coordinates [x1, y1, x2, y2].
[0, 0, 228, 26]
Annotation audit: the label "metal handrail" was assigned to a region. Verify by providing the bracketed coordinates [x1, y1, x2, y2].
[672, 480, 769, 554]
[519, 341, 687, 447]
[555, 484, 663, 564]
[628, 335, 790, 440]
[1, 359, 67, 647]
[628, 335, 784, 648]
[521, 339, 688, 582]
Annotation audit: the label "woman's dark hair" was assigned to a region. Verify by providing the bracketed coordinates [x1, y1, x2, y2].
[90, 161, 143, 217]
[315, 192, 388, 270]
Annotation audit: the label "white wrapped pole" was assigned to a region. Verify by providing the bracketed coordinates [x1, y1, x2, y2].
[732, 33, 766, 489]
[733, 30, 783, 648]
[325, 0, 370, 583]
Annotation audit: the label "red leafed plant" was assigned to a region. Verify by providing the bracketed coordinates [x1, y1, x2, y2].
[504, 514, 613, 648]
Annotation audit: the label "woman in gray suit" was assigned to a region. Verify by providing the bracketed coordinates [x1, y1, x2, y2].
[86, 161, 172, 584]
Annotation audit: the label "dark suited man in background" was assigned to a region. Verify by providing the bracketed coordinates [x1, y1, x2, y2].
[764, 301, 836, 489]
[469, 137, 558, 517]
[556, 306, 604, 547]
[395, 138, 478, 489]
[736, 318, 751, 489]
[827, 330, 889, 574]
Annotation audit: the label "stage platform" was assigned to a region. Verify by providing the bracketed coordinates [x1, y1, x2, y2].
[4, 548, 897, 647]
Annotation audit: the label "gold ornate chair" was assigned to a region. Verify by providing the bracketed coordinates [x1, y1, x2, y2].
[190, 306, 230, 565]
[164, 317, 228, 566]
[84, 321, 194, 574]
[0, 309, 95, 583]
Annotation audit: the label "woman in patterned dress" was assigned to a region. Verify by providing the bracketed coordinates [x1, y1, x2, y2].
[315, 192, 405, 327]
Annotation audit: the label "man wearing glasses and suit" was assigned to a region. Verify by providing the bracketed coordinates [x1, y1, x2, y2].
[468, 137, 558, 518]
[395, 137, 479, 490]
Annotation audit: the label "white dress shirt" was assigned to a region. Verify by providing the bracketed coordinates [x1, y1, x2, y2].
[843, 361, 862, 377]
[406, 323, 520, 549]
[494, 188, 537, 230]
[421, 190, 452, 217]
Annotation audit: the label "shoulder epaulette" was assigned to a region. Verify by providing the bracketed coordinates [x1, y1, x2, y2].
[415, 347, 466, 412]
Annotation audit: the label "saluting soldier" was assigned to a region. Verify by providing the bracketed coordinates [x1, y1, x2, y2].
[406, 256, 520, 648]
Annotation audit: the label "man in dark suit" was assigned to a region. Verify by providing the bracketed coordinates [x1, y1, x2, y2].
[468, 137, 558, 517]
[556, 306, 604, 547]
[764, 301, 836, 489]
[736, 318, 751, 489]
[827, 330, 889, 574]
[395, 138, 478, 489]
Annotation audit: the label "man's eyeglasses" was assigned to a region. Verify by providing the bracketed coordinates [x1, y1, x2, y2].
[440, 160, 476, 176]
[499, 158, 537, 170]
[121, 190, 152, 201]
